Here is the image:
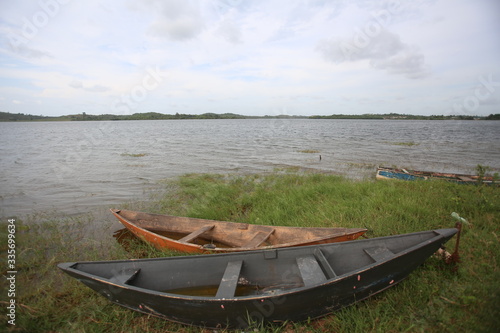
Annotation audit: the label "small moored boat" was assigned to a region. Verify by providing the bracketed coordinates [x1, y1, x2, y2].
[376, 166, 497, 185]
[110, 209, 367, 253]
[58, 227, 457, 328]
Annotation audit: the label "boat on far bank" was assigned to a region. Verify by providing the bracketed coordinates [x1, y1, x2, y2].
[376, 166, 498, 185]
[110, 209, 367, 254]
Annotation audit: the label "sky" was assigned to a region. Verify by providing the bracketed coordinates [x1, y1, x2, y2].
[0, 0, 499, 117]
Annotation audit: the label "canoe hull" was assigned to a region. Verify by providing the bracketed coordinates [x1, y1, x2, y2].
[111, 209, 367, 253]
[376, 166, 497, 185]
[59, 228, 457, 328]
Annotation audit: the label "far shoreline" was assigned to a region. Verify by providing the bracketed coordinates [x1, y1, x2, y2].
[1, 111, 499, 122]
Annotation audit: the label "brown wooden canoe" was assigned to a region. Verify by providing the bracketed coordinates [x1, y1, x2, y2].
[111, 209, 368, 254]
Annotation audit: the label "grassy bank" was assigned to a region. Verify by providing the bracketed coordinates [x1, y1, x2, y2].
[2, 173, 499, 332]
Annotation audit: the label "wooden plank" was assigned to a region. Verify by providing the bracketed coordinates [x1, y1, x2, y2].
[215, 260, 243, 299]
[296, 255, 327, 287]
[110, 268, 141, 284]
[314, 248, 336, 279]
[178, 225, 214, 243]
[242, 229, 275, 248]
[364, 246, 395, 262]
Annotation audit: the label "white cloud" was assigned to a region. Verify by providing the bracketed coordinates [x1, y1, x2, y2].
[370, 47, 429, 79]
[144, 0, 204, 41]
[69, 79, 110, 93]
[316, 28, 429, 79]
[68, 80, 83, 89]
[0, 0, 499, 116]
[215, 16, 242, 44]
[6, 41, 52, 59]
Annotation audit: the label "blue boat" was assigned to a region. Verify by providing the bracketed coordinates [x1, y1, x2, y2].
[376, 167, 497, 185]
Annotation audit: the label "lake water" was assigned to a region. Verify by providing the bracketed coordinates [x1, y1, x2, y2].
[1, 119, 499, 218]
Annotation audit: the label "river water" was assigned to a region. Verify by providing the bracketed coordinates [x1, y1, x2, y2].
[1, 119, 499, 218]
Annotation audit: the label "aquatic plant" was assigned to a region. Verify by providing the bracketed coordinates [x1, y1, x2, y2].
[297, 149, 321, 153]
[120, 152, 148, 157]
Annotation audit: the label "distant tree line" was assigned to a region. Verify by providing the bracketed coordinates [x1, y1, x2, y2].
[1, 111, 499, 122]
[0, 112, 50, 121]
[485, 114, 500, 120]
[309, 113, 483, 120]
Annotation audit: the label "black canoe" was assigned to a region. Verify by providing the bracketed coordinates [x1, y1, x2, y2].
[58, 228, 457, 328]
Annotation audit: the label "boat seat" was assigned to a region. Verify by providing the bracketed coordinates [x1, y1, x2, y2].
[215, 260, 243, 299]
[364, 246, 395, 262]
[314, 248, 337, 279]
[110, 268, 141, 285]
[242, 229, 275, 248]
[296, 255, 327, 287]
[179, 225, 215, 243]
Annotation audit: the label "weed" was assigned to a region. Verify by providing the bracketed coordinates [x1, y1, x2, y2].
[298, 149, 320, 153]
[121, 153, 148, 157]
[389, 141, 419, 147]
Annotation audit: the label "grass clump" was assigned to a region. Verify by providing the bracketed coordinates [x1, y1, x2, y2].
[1, 172, 499, 332]
[298, 149, 320, 153]
[120, 152, 148, 157]
[389, 141, 419, 147]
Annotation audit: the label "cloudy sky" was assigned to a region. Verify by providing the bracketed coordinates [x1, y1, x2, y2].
[1, 0, 499, 117]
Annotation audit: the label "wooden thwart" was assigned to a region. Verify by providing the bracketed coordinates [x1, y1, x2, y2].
[179, 225, 215, 243]
[314, 249, 336, 279]
[297, 255, 327, 287]
[215, 260, 243, 299]
[364, 246, 395, 262]
[242, 229, 275, 248]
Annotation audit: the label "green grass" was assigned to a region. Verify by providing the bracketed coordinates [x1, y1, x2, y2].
[1, 173, 499, 332]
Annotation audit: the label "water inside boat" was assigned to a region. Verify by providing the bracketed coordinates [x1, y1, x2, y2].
[165, 283, 300, 297]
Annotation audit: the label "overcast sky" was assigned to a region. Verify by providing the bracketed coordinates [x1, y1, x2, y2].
[1, 0, 499, 117]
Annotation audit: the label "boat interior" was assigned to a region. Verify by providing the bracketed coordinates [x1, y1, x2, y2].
[115, 209, 364, 249]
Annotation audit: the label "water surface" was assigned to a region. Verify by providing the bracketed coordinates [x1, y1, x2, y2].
[1, 119, 499, 217]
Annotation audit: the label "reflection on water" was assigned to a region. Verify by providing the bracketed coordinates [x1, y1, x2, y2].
[1, 119, 499, 217]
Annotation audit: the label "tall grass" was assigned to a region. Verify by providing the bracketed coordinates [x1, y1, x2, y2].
[1, 173, 499, 332]
[145, 172, 500, 332]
